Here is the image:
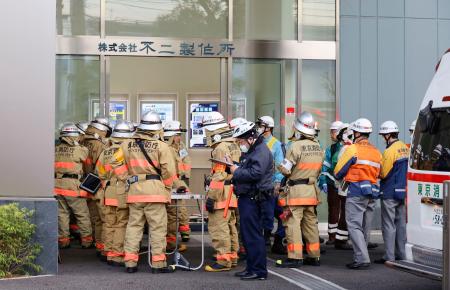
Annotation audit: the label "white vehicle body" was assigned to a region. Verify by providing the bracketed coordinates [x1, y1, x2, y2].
[402, 49, 450, 277]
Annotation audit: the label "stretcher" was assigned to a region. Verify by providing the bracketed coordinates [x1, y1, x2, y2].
[144, 193, 205, 271]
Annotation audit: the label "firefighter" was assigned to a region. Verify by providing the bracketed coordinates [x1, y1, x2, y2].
[229, 121, 273, 280]
[203, 112, 240, 272]
[255, 116, 286, 254]
[407, 120, 416, 149]
[109, 111, 177, 274]
[81, 117, 111, 260]
[96, 121, 134, 267]
[55, 123, 93, 249]
[275, 112, 324, 268]
[375, 121, 408, 264]
[163, 120, 191, 251]
[334, 118, 382, 270]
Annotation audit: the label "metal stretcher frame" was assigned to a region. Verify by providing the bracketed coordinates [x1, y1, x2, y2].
[143, 193, 205, 271]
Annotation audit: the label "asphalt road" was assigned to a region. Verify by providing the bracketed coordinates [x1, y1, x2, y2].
[0, 233, 442, 290]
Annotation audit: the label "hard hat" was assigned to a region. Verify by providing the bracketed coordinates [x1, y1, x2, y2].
[111, 121, 134, 138]
[379, 120, 399, 135]
[410, 120, 417, 132]
[330, 120, 343, 131]
[350, 118, 373, 133]
[163, 120, 186, 137]
[229, 117, 247, 129]
[75, 121, 89, 135]
[336, 122, 349, 136]
[139, 111, 163, 131]
[90, 117, 111, 133]
[257, 116, 275, 128]
[293, 111, 316, 136]
[201, 112, 228, 131]
[232, 122, 257, 139]
[60, 123, 80, 137]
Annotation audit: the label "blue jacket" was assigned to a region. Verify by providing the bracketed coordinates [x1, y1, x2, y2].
[233, 135, 274, 196]
[263, 135, 284, 183]
[380, 140, 409, 200]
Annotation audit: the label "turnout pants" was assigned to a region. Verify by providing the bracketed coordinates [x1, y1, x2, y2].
[335, 195, 349, 243]
[208, 208, 238, 267]
[87, 198, 104, 252]
[381, 199, 406, 261]
[166, 200, 191, 248]
[327, 185, 340, 240]
[178, 203, 191, 236]
[57, 195, 93, 247]
[346, 196, 376, 263]
[238, 196, 267, 277]
[124, 202, 168, 268]
[104, 206, 129, 262]
[283, 205, 320, 260]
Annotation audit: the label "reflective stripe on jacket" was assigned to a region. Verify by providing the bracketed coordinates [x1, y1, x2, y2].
[264, 135, 284, 183]
[380, 140, 408, 200]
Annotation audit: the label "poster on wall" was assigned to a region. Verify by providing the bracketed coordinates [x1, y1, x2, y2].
[92, 101, 127, 126]
[189, 102, 219, 148]
[141, 102, 174, 122]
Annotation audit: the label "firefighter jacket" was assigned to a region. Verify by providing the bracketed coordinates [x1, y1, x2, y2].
[81, 127, 108, 174]
[334, 139, 382, 198]
[278, 137, 324, 206]
[96, 138, 130, 208]
[380, 140, 409, 200]
[263, 135, 284, 184]
[166, 138, 192, 191]
[233, 135, 274, 196]
[207, 140, 240, 209]
[319, 142, 343, 190]
[110, 132, 177, 204]
[54, 137, 89, 198]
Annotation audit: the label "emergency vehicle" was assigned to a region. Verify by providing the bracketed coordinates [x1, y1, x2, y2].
[387, 49, 450, 279]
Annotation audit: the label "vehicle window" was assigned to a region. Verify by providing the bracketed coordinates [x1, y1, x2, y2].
[410, 109, 450, 171]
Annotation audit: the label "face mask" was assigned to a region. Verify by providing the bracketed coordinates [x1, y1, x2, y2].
[294, 131, 302, 140]
[257, 127, 265, 135]
[240, 144, 249, 153]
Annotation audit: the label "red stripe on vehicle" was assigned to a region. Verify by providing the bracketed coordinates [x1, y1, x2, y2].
[408, 172, 450, 183]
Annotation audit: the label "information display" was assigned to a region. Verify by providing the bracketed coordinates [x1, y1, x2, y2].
[141, 102, 174, 122]
[189, 102, 219, 148]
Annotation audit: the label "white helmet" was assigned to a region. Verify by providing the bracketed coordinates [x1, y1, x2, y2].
[201, 111, 228, 131]
[379, 120, 399, 135]
[75, 121, 89, 135]
[111, 121, 134, 138]
[257, 116, 275, 128]
[60, 123, 80, 137]
[293, 111, 316, 136]
[139, 111, 163, 131]
[232, 122, 257, 138]
[330, 120, 343, 131]
[350, 118, 373, 133]
[229, 117, 247, 129]
[336, 122, 349, 138]
[409, 120, 417, 132]
[163, 120, 186, 137]
[90, 117, 112, 133]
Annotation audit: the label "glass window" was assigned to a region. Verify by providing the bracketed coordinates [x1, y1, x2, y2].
[301, 60, 336, 148]
[56, 0, 100, 35]
[55, 55, 100, 133]
[231, 59, 297, 142]
[411, 109, 450, 172]
[106, 0, 228, 38]
[234, 0, 297, 40]
[302, 0, 336, 41]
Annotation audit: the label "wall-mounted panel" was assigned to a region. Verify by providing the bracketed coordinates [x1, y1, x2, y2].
[438, 0, 450, 19]
[340, 0, 360, 16]
[405, 0, 437, 19]
[378, 0, 404, 18]
[361, 0, 377, 17]
[438, 20, 450, 55]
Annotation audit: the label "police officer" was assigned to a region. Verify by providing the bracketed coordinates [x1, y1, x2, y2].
[110, 111, 177, 274]
[255, 116, 286, 254]
[202, 112, 240, 272]
[81, 117, 111, 260]
[375, 121, 408, 264]
[96, 121, 134, 266]
[334, 118, 382, 269]
[55, 123, 93, 249]
[163, 120, 191, 251]
[229, 121, 273, 280]
[275, 112, 324, 268]
[319, 121, 343, 245]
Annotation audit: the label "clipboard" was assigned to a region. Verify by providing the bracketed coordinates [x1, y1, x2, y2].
[208, 158, 234, 167]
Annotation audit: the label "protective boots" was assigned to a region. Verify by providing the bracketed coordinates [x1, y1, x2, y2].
[275, 258, 303, 268]
[271, 235, 287, 255]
